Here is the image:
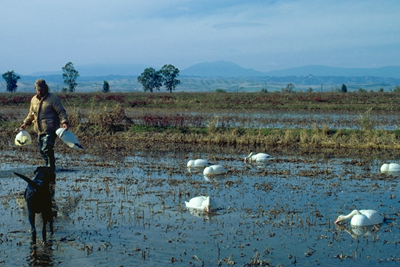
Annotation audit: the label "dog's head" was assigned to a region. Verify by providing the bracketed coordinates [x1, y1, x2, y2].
[34, 167, 56, 183]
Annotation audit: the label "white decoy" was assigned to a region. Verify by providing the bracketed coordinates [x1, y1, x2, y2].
[335, 209, 384, 226]
[14, 129, 32, 146]
[56, 128, 83, 150]
[244, 152, 273, 163]
[187, 159, 213, 168]
[185, 196, 218, 213]
[380, 163, 400, 172]
[203, 165, 228, 176]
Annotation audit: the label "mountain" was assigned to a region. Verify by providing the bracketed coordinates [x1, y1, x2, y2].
[31, 63, 154, 77]
[264, 65, 400, 79]
[27, 62, 400, 79]
[180, 61, 265, 77]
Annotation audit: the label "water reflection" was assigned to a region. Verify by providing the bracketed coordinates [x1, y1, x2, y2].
[336, 224, 381, 240]
[186, 207, 218, 221]
[203, 173, 227, 182]
[27, 243, 54, 267]
[187, 166, 204, 174]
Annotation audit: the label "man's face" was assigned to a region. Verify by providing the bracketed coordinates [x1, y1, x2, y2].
[36, 87, 47, 97]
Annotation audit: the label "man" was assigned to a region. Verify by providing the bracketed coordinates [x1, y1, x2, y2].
[21, 79, 69, 171]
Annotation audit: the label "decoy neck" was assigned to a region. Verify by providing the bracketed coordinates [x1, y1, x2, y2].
[244, 152, 254, 162]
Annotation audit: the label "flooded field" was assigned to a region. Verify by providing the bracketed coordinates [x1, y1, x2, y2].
[1, 147, 400, 266]
[3, 106, 400, 130]
[125, 109, 400, 130]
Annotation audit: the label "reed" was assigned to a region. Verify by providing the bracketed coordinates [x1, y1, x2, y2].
[2, 92, 400, 157]
[359, 108, 376, 131]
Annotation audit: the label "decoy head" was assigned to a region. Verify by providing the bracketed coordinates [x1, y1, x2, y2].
[335, 215, 345, 224]
[244, 152, 254, 163]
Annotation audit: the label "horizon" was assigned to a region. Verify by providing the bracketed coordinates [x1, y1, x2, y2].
[15, 62, 400, 78]
[1, 1, 399, 75]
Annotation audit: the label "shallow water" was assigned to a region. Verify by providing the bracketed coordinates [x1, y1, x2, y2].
[0, 149, 400, 266]
[126, 109, 400, 130]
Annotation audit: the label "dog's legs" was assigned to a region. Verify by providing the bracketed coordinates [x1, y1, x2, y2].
[49, 218, 54, 235]
[42, 214, 47, 242]
[50, 181, 58, 218]
[28, 211, 36, 244]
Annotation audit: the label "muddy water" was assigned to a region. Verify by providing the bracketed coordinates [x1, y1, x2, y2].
[0, 149, 400, 266]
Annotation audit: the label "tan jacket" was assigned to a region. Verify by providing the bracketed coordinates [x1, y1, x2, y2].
[23, 93, 69, 135]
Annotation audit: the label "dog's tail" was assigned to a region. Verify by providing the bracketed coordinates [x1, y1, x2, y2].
[13, 172, 41, 191]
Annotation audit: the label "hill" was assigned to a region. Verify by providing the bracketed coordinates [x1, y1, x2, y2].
[180, 61, 265, 77]
[4, 61, 400, 93]
[264, 65, 400, 79]
[25, 62, 400, 79]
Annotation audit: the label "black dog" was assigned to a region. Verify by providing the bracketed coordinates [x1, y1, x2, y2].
[14, 167, 55, 244]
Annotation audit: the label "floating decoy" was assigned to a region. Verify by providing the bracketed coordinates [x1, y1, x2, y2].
[56, 128, 83, 150]
[380, 163, 400, 172]
[203, 165, 228, 176]
[187, 159, 213, 168]
[185, 196, 217, 213]
[334, 209, 384, 226]
[244, 152, 273, 163]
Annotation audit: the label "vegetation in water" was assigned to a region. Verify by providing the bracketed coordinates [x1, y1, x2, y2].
[1, 92, 400, 158]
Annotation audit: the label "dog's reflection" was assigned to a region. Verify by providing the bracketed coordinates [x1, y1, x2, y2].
[27, 242, 54, 267]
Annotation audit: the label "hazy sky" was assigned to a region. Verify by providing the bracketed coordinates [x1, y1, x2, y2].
[2, 0, 399, 75]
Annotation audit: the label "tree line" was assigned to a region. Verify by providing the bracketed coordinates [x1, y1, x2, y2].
[2, 63, 181, 93]
[2, 62, 81, 93]
[137, 64, 180, 93]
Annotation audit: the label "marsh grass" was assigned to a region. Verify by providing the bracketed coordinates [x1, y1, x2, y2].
[359, 108, 376, 131]
[2, 109, 400, 156]
[1, 92, 400, 156]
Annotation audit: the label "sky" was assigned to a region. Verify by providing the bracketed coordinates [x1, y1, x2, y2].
[1, 0, 400, 75]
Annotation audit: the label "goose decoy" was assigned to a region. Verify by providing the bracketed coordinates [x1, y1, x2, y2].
[187, 159, 213, 168]
[185, 196, 217, 213]
[15, 129, 32, 146]
[56, 128, 83, 150]
[380, 163, 400, 172]
[203, 165, 228, 176]
[244, 152, 273, 163]
[334, 209, 384, 226]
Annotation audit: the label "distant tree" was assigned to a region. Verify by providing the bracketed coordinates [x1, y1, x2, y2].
[215, 88, 227, 93]
[281, 83, 294, 93]
[102, 81, 110, 93]
[160, 64, 180, 93]
[394, 85, 400, 92]
[62, 62, 79, 92]
[260, 88, 268, 93]
[307, 87, 313, 93]
[358, 88, 367, 92]
[2, 70, 21, 92]
[379, 88, 384, 92]
[341, 84, 347, 93]
[137, 68, 162, 92]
